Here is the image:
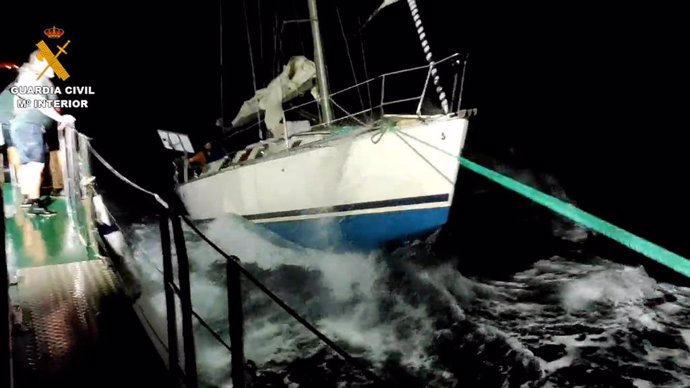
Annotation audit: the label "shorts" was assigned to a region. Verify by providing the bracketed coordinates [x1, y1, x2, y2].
[10, 121, 45, 164]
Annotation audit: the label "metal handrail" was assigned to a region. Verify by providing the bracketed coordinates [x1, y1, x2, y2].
[61, 126, 201, 388]
[224, 52, 464, 139]
[64, 126, 387, 387]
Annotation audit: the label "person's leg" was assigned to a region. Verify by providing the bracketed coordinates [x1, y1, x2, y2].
[45, 126, 64, 195]
[49, 149, 63, 195]
[19, 161, 43, 199]
[11, 122, 54, 215]
[3, 123, 19, 186]
[10, 124, 30, 203]
[7, 146, 21, 185]
[0, 151, 4, 187]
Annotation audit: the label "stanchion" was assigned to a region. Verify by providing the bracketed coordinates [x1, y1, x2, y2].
[160, 214, 180, 383]
[226, 256, 246, 388]
[170, 214, 198, 388]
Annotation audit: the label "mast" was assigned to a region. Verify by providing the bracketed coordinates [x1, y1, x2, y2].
[306, 0, 334, 124]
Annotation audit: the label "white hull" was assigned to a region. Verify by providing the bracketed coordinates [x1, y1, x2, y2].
[178, 115, 469, 248]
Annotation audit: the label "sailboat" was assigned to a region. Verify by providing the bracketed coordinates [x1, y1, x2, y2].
[176, 0, 473, 250]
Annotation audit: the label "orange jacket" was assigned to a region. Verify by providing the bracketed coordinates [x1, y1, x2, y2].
[189, 151, 207, 166]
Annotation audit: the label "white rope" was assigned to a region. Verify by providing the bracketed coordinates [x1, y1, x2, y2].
[336, 4, 366, 113]
[329, 98, 368, 126]
[86, 143, 170, 210]
[242, 0, 262, 138]
[393, 130, 453, 184]
[358, 20, 374, 114]
[365, 122, 455, 184]
[241, 0, 258, 94]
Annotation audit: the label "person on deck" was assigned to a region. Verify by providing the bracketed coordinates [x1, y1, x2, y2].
[11, 50, 75, 216]
[204, 141, 225, 163]
[188, 142, 225, 177]
[0, 80, 20, 186]
[45, 117, 65, 196]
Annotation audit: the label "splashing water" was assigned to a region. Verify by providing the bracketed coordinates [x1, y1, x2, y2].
[113, 167, 690, 387]
[121, 214, 690, 388]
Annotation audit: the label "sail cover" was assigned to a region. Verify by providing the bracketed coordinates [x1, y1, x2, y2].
[231, 56, 317, 138]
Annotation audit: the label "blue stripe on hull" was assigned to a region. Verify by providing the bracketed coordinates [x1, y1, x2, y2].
[259, 206, 450, 251]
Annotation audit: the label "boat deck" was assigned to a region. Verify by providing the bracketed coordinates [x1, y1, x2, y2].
[3, 184, 171, 388]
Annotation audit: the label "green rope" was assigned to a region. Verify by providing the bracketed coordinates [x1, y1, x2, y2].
[458, 157, 690, 278]
[331, 126, 356, 136]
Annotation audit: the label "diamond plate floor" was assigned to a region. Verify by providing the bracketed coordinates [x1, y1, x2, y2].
[5, 184, 172, 388]
[11, 255, 173, 388]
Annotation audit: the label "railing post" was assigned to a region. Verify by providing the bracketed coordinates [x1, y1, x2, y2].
[57, 126, 69, 206]
[71, 129, 80, 212]
[61, 127, 73, 212]
[170, 214, 198, 388]
[65, 126, 80, 218]
[77, 134, 99, 256]
[416, 66, 433, 116]
[182, 158, 189, 184]
[456, 53, 468, 112]
[1, 184, 12, 388]
[380, 75, 386, 117]
[160, 213, 180, 384]
[226, 257, 246, 388]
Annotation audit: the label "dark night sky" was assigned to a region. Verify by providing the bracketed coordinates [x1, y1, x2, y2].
[1, 1, 688, 256]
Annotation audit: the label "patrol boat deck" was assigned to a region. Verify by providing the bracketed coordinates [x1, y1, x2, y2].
[2, 184, 171, 388]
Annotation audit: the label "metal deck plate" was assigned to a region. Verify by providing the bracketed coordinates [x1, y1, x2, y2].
[3, 188, 94, 269]
[4, 183, 171, 387]
[12, 258, 171, 387]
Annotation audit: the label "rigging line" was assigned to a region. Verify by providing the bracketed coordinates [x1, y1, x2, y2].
[241, 0, 258, 93]
[219, 0, 224, 127]
[335, 3, 365, 114]
[392, 131, 454, 184]
[241, 0, 262, 138]
[450, 68, 458, 113]
[330, 98, 368, 126]
[328, 52, 461, 99]
[273, 8, 280, 78]
[292, 0, 307, 58]
[457, 53, 469, 111]
[257, 0, 264, 83]
[358, 16, 374, 116]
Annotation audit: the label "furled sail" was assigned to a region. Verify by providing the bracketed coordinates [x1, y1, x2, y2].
[231, 56, 317, 138]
